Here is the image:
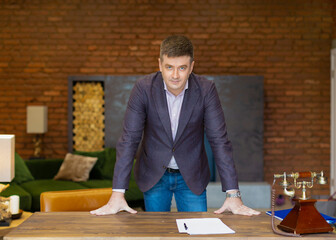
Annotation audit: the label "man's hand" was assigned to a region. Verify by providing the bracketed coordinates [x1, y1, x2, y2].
[214, 195, 261, 216]
[90, 191, 137, 215]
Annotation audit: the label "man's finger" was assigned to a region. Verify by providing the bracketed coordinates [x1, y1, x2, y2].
[232, 205, 261, 216]
[90, 205, 117, 215]
[214, 205, 227, 214]
[249, 209, 261, 215]
[123, 206, 137, 214]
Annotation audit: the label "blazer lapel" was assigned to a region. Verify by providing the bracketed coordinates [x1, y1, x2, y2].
[152, 74, 173, 143]
[174, 75, 200, 144]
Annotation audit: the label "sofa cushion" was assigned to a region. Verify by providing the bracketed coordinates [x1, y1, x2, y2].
[74, 148, 116, 180]
[0, 182, 32, 211]
[12, 153, 35, 184]
[25, 159, 63, 179]
[101, 148, 116, 179]
[78, 179, 112, 188]
[125, 181, 144, 202]
[54, 153, 97, 182]
[20, 179, 87, 211]
[73, 149, 106, 179]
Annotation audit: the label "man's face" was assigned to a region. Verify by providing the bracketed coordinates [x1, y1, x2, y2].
[159, 55, 194, 96]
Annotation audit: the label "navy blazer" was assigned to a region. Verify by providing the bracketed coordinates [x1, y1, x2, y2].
[112, 72, 238, 195]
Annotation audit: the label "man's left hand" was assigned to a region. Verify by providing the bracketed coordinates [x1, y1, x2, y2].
[214, 196, 261, 216]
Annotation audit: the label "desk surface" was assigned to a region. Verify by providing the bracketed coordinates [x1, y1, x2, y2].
[4, 212, 336, 240]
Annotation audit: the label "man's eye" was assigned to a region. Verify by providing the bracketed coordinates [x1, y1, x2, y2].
[166, 66, 172, 70]
[180, 67, 185, 70]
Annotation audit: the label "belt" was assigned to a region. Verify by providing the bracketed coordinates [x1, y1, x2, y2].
[166, 168, 180, 173]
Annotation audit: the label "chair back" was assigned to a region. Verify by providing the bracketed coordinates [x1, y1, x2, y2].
[40, 188, 112, 212]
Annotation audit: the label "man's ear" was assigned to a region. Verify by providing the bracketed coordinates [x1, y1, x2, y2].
[190, 60, 195, 73]
[158, 58, 162, 72]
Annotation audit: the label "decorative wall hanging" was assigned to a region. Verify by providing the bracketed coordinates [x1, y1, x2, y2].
[71, 80, 105, 152]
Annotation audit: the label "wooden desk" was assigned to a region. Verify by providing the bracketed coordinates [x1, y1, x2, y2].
[4, 212, 336, 239]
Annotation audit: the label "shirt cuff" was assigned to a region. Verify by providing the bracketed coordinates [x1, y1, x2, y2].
[226, 189, 239, 193]
[113, 189, 126, 193]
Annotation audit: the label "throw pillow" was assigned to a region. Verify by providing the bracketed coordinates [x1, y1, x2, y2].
[12, 152, 35, 184]
[54, 153, 98, 182]
[73, 148, 117, 180]
[73, 149, 105, 179]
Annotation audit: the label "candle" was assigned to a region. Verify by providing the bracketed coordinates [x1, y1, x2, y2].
[10, 195, 20, 214]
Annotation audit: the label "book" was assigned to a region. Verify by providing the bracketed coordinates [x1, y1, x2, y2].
[266, 209, 336, 224]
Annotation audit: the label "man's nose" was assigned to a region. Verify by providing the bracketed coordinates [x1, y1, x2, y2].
[172, 69, 179, 79]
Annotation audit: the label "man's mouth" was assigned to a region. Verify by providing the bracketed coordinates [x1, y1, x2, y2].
[170, 80, 180, 84]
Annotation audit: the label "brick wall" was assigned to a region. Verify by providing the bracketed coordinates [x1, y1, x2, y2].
[0, 0, 335, 195]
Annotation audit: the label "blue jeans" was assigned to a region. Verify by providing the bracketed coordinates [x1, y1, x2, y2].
[143, 171, 207, 212]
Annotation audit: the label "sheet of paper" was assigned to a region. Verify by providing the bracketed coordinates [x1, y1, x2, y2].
[176, 218, 235, 235]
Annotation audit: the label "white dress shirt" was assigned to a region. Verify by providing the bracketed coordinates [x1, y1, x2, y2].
[165, 80, 188, 169]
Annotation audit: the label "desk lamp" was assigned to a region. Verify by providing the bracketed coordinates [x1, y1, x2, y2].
[0, 134, 15, 226]
[27, 106, 48, 159]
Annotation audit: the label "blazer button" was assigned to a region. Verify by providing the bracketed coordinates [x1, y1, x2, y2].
[172, 148, 175, 152]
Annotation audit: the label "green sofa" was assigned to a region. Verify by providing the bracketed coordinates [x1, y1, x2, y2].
[0, 148, 144, 212]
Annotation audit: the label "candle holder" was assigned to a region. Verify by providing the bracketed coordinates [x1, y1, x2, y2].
[0, 185, 12, 226]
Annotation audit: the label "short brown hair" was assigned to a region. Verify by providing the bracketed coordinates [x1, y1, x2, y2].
[160, 35, 194, 62]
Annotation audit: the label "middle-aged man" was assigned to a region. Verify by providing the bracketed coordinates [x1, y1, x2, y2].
[91, 35, 260, 216]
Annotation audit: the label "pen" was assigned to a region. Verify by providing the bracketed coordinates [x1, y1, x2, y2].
[184, 223, 188, 230]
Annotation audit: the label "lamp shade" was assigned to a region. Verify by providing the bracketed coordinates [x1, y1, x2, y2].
[27, 106, 48, 134]
[0, 134, 15, 182]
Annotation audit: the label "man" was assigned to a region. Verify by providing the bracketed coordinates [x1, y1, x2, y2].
[91, 35, 260, 216]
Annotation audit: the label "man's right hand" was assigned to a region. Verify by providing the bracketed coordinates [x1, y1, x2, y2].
[90, 191, 137, 215]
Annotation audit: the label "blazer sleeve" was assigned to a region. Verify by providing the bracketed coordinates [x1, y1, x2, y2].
[112, 80, 147, 189]
[203, 81, 239, 191]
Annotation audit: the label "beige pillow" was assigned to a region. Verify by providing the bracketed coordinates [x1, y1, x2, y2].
[54, 153, 98, 182]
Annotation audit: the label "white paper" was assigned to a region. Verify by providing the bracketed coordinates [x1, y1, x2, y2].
[176, 218, 235, 235]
